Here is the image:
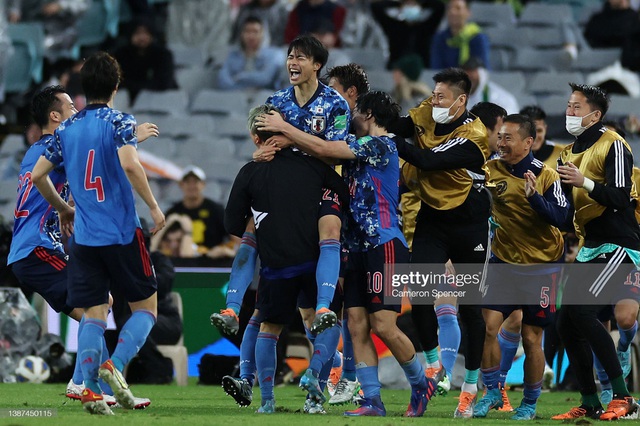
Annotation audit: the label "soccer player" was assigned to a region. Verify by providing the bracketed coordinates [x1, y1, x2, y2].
[257, 91, 433, 417]
[473, 114, 569, 420]
[32, 51, 165, 416]
[225, 104, 348, 414]
[387, 68, 490, 417]
[553, 84, 639, 421]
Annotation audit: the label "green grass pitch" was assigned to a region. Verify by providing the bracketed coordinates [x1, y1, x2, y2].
[0, 381, 624, 425]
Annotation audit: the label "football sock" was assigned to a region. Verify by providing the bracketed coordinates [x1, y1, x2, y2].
[315, 239, 340, 310]
[226, 232, 257, 314]
[240, 316, 260, 387]
[332, 350, 342, 368]
[498, 327, 520, 385]
[523, 379, 542, 405]
[99, 337, 113, 395]
[79, 319, 106, 394]
[617, 320, 637, 352]
[256, 332, 278, 404]
[72, 316, 86, 385]
[400, 354, 427, 389]
[309, 322, 341, 375]
[424, 348, 440, 368]
[112, 310, 156, 372]
[356, 363, 380, 398]
[481, 365, 500, 391]
[436, 304, 460, 379]
[341, 317, 356, 381]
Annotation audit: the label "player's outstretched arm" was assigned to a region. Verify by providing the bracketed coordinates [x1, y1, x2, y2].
[136, 122, 160, 143]
[32, 156, 75, 236]
[118, 145, 166, 234]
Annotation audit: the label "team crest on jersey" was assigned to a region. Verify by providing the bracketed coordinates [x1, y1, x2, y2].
[496, 181, 507, 195]
[311, 116, 326, 134]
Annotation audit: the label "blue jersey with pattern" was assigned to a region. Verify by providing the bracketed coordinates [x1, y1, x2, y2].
[44, 104, 141, 246]
[266, 83, 350, 142]
[343, 134, 407, 252]
[8, 135, 69, 264]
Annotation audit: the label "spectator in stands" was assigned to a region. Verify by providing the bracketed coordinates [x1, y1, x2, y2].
[470, 101, 507, 157]
[462, 57, 518, 114]
[217, 16, 282, 91]
[166, 166, 239, 259]
[114, 18, 178, 104]
[284, 0, 347, 46]
[8, 0, 88, 57]
[371, 0, 444, 68]
[519, 105, 565, 169]
[310, 19, 351, 71]
[231, 0, 288, 47]
[150, 213, 197, 258]
[391, 54, 431, 111]
[584, 0, 640, 50]
[430, 0, 490, 70]
[0, 3, 11, 103]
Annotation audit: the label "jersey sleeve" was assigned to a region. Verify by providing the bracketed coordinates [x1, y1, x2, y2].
[44, 129, 64, 167]
[347, 136, 391, 168]
[324, 95, 350, 141]
[114, 113, 138, 149]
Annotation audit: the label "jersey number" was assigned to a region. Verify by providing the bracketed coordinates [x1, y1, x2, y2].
[367, 271, 383, 294]
[85, 150, 105, 202]
[14, 171, 33, 218]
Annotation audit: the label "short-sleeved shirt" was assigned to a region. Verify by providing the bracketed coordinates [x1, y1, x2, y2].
[343, 134, 407, 252]
[45, 104, 141, 246]
[8, 135, 69, 264]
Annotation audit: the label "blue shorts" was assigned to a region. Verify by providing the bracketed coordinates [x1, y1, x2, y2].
[319, 189, 343, 221]
[11, 247, 72, 315]
[256, 272, 317, 325]
[483, 263, 559, 328]
[67, 228, 157, 308]
[343, 238, 409, 313]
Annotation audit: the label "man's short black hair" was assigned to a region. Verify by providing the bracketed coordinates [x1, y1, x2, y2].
[81, 51, 122, 103]
[519, 105, 547, 122]
[470, 102, 507, 132]
[504, 113, 536, 140]
[242, 15, 263, 27]
[433, 68, 472, 96]
[569, 83, 609, 117]
[325, 63, 370, 97]
[287, 35, 329, 76]
[355, 91, 400, 130]
[31, 85, 67, 128]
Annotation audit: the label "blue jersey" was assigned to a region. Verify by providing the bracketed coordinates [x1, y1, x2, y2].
[44, 104, 141, 246]
[8, 135, 69, 264]
[266, 83, 350, 142]
[343, 134, 407, 252]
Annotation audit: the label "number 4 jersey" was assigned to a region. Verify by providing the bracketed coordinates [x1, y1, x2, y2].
[45, 104, 142, 246]
[8, 135, 69, 264]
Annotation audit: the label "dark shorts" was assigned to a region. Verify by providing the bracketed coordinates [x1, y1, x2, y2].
[296, 280, 344, 313]
[339, 248, 349, 278]
[11, 247, 72, 315]
[256, 272, 317, 325]
[343, 238, 409, 313]
[67, 228, 157, 309]
[482, 263, 559, 328]
[318, 188, 343, 220]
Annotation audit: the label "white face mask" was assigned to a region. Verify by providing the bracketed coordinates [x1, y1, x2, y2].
[400, 5, 422, 22]
[565, 110, 597, 136]
[432, 96, 462, 124]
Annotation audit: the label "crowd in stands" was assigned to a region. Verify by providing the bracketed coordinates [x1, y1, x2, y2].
[1, 0, 640, 258]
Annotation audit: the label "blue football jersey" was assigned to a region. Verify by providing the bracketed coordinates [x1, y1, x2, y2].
[44, 104, 141, 246]
[8, 135, 69, 264]
[342, 135, 407, 252]
[266, 83, 350, 142]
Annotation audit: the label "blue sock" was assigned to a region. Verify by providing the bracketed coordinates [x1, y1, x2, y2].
[498, 327, 520, 385]
[304, 326, 315, 344]
[618, 320, 637, 352]
[316, 239, 340, 310]
[256, 332, 278, 404]
[341, 316, 356, 381]
[78, 319, 106, 394]
[593, 352, 611, 388]
[309, 323, 341, 374]
[465, 368, 479, 384]
[400, 354, 427, 389]
[436, 304, 460, 379]
[481, 365, 500, 391]
[356, 363, 380, 398]
[72, 316, 86, 385]
[523, 380, 542, 405]
[99, 337, 113, 395]
[226, 233, 257, 314]
[332, 350, 342, 368]
[319, 353, 334, 391]
[112, 310, 156, 372]
[240, 316, 260, 387]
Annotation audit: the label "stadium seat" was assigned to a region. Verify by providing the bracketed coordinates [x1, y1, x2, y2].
[132, 90, 189, 115]
[169, 43, 205, 69]
[484, 25, 531, 51]
[528, 27, 567, 49]
[113, 90, 131, 110]
[0, 134, 25, 159]
[571, 48, 622, 72]
[519, 3, 574, 27]
[489, 48, 511, 71]
[0, 180, 17, 205]
[607, 96, 637, 119]
[138, 137, 177, 158]
[342, 47, 387, 72]
[146, 115, 215, 140]
[213, 115, 252, 139]
[68, 0, 111, 59]
[469, 2, 516, 28]
[366, 69, 394, 92]
[175, 137, 235, 162]
[157, 292, 189, 386]
[190, 89, 251, 116]
[492, 71, 527, 94]
[175, 66, 216, 103]
[201, 160, 245, 184]
[7, 22, 45, 86]
[527, 71, 584, 96]
[511, 48, 572, 72]
[540, 95, 571, 117]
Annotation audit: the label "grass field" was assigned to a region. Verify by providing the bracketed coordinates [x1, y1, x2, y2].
[0, 380, 628, 425]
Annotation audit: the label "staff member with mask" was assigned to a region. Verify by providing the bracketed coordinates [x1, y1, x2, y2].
[387, 68, 491, 412]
